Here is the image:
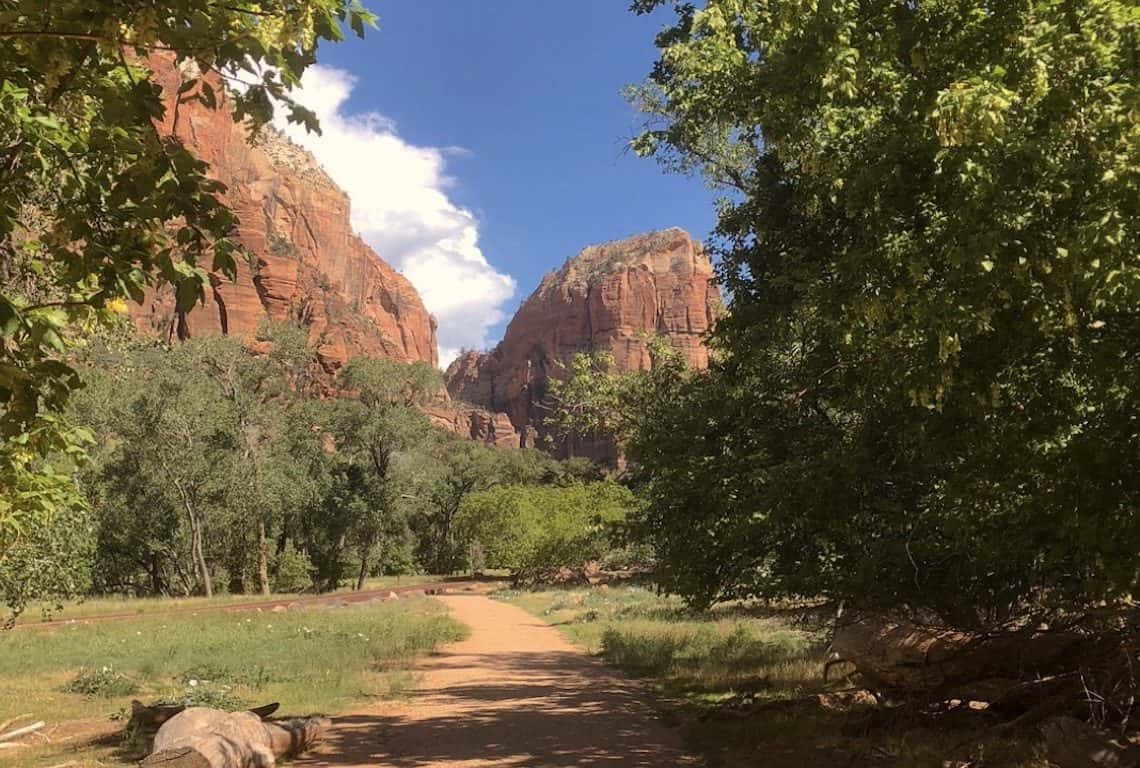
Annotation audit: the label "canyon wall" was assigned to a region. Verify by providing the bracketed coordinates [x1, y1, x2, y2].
[444, 228, 721, 456]
[134, 58, 438, 371]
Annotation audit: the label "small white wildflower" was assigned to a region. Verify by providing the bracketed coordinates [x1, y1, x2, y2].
[189, 679, 199, 687]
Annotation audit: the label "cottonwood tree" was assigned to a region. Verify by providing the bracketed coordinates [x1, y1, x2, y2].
[455, 482, 635, 583]
[331, 359, 439, 589]
[0, 0, 375, 562]
[545, 339, 688, 455]
[197, 324, 316, 594]
[630, 0, 1140, 620]
[87, 344, 238, 596]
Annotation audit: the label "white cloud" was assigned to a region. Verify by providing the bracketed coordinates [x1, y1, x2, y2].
[274, 65, 515, 367]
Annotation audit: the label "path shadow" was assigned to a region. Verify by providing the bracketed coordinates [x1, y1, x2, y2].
[296, 649, 700, 767]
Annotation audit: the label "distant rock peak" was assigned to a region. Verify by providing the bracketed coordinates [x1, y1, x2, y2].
[444, 229, 721, 460]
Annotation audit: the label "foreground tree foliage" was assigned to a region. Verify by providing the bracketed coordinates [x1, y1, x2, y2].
[0, 0, 375, 563]
[630, 1, 1140, 622]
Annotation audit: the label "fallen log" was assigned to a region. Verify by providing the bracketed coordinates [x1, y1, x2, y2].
[1040, 716, 1140, 768]
[831, 614, 1085, 694]
[140, 708, 328, 768]
[0, 721, 45, 743]
[987, 673, 1083, 719]
[129, 701, 281, 753]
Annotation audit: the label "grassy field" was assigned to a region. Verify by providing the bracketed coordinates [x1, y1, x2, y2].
[0, 597, 465, 767]
[9, 574, 449, 625]
[499, 585, 1048, 768]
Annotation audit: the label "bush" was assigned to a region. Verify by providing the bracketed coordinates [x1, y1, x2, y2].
[272, 543, 314, 593]
[171, 684, 246, 710]
[600, 543, 656, 572]
[1, 502, 93, 625]
[64, 666, 139, 698]
[455, 482, 635, 580]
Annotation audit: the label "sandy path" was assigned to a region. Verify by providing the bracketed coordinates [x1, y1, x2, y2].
[297, 594, 702, 768]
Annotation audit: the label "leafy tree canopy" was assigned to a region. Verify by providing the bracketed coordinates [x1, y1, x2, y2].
[0, 0, 374, 560]
[630, 0, 1140, 620]
[455, 482, 635, 582]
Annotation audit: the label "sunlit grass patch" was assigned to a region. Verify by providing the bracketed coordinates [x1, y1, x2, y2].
[0, 598, 466, 727]
[500, 585, 1047, 768]
[497, 585, 826, 704]
[9, 574, 449, 626]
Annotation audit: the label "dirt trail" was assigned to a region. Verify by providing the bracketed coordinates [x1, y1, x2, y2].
[298, 594, 702, 768]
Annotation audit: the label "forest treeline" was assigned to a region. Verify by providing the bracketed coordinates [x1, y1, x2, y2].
[0, 320, 640, 617]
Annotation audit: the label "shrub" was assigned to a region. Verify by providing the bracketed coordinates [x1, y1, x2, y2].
[64, 666, 139, 698]
[272, 543, 315, 593]
[455, 481, 634, 580]
[173, 684, 246, 710]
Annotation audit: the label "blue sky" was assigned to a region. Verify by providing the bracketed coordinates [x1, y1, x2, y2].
[278, 1, 718, 363]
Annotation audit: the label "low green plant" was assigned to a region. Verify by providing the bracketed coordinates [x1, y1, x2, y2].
[1, 598, 466, 725]
[601, 626, 686, 675]
[169, 684, 246, 710]
[500, 586, 821, 700]
[272, 543, 315, 593]
[455, 481, 634, 580]
[63, 666, 139, 698]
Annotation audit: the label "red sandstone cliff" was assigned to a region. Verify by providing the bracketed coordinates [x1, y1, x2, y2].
[444, 228, 720, 455]
[134, 58, 438, 370]
[423, 399, 520, 450]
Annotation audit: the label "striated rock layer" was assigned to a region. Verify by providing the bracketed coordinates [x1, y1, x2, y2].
[444, 228, 720, 458]
[423, 399, 520, 450]
[134, 57, 438, 370]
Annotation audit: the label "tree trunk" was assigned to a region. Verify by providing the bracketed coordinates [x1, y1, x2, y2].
[356, 546, 369, 591]
[257, 521, 270, 596]
[149, 554, 162, 596]
[193, 522, 213, 598]
[321, 531, 348, 592]
[831, 613, 1085, 693]
[174, 480, 212, 598]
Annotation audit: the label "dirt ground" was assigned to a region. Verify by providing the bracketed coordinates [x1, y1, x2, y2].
[296, 594, 702, 768]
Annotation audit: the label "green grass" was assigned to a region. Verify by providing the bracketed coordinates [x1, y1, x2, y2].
[10, 574, 448, 625]
[498, 586, 823, 704]
[499, 585, 1049, 768]
[0, 597, 466, 767]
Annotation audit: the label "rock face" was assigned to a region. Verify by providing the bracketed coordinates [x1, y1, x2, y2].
[423, 399, 520, 450]
[444, 228, 720, 457]
[134, 57, 438, 370]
